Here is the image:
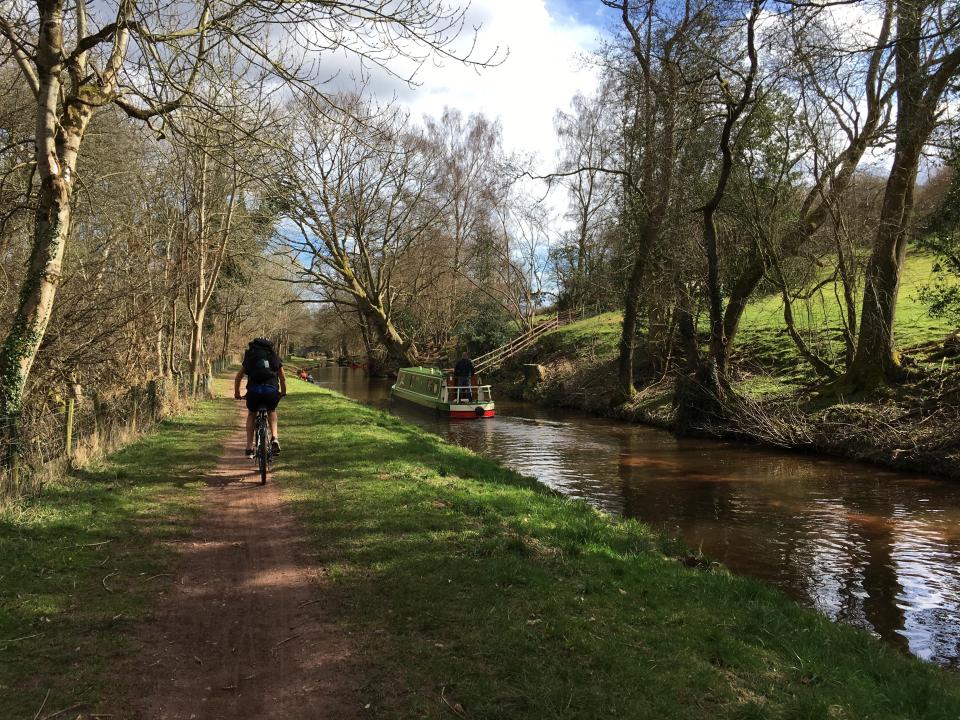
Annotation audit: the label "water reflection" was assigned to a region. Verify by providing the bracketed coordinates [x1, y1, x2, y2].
[313, 366, 960, 666]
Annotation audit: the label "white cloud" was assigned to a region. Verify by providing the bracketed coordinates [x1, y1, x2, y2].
[351, 0, 602, 170]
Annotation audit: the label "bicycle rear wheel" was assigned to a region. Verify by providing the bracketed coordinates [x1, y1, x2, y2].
[257, 413, 268, 485]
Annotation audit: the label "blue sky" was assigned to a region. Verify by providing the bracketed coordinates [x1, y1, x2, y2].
[547, 0, 615, 29]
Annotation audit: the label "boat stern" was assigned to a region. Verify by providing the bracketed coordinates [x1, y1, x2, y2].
[449, 402, 495, 419]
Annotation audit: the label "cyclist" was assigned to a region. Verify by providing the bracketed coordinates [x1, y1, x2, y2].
[234, 337, 287, 458]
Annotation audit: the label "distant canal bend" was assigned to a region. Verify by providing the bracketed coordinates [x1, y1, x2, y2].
[313, 366, 960, 668]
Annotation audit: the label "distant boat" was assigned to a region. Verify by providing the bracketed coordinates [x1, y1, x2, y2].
[391, 367, 495, 418]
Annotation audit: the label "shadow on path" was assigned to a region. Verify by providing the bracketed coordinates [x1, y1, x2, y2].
[117, 405, 360, 720]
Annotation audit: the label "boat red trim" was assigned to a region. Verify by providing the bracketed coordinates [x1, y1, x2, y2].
[449, 409, 495, 418]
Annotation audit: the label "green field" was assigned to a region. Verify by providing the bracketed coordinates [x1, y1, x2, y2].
[539, 253, 957, 393]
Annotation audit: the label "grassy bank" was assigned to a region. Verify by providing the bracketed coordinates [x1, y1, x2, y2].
[496, 254, 960, 477]
[278, 382, 960, 719]
[0, 382, 235, 718]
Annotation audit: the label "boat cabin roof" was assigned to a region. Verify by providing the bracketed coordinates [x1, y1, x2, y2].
[397, 366, 445, 378]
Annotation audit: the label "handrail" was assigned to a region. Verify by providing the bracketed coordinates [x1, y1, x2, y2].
[474, 314, 572, 374]
[474, 320, 557, 371]
[445, 384, 493, 404]
[474, 319, 555, 364]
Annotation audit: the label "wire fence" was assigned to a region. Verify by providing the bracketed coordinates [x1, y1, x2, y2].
[1, 357, 235, 503]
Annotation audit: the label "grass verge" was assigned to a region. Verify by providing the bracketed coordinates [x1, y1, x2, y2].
[0, 380, 235, 718]
[278, 383, 960, 719]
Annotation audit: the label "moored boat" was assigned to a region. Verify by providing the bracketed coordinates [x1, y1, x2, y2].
[391, 367, 495, 418]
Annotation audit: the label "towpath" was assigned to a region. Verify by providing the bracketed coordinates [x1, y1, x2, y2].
[115, 404, 359, 719]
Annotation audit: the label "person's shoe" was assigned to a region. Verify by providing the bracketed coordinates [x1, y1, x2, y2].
[271, 438, 281, 456]
[245, 448, 254, 459]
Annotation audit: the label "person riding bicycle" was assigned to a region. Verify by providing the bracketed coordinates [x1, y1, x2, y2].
[234, 337, 287, 458]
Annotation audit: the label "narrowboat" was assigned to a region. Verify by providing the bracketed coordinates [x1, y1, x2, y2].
[391, 367, 495, 418]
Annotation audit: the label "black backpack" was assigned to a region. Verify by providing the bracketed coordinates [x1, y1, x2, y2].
[244, 341, 279, 384]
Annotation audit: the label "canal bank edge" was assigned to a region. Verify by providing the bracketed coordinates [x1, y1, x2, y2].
[276, 380, 960, 719]
[487, 323, 960, 482]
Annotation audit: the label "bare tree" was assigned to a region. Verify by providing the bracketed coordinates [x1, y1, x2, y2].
[0, 0, 487, 464]
[553, 90, 617, 311]
[276, 95, 443, 367]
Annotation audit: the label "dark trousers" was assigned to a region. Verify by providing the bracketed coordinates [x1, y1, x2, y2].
[456, 376, 472, 402]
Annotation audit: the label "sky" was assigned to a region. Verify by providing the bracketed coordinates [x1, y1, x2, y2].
[355, 0, 610, 174]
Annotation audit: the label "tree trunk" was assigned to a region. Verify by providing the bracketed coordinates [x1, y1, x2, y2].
[700, 1, 759, 382]
[834, 225, 859, 369]
[166, 297, 178, 377]
[0, 6, 92, 464]
[0, 175, 73, 460]
[675, 285, 700, 373]
[704, 213, 727, 377]
[848, 0, 941, 388]
[189, 305, 206, 395]
[357, 309, 374, 363]
[848, 150, 919, 386]
[360, 299, 418, 367]
[720, 259, 763, 371]
[617, 235, 650, 401]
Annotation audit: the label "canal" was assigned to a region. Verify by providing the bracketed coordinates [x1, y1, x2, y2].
[313, 365, 960, 667]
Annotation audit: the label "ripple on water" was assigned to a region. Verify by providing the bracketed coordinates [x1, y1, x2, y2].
[315, 367, 960, 666]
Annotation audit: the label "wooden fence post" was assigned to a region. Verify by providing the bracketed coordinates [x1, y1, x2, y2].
[64, 396, 75, 460]
[148, 379, 159, 421]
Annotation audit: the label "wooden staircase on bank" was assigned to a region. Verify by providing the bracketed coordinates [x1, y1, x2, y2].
[473, 312, 575, 374]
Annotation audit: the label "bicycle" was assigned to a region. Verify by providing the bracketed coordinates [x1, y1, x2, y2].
[253, 404, 272, 485]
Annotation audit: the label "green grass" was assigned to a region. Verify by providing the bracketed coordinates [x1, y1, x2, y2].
[0, 382, 235, 718]
[733, 254, 956, 388]
[539, 311, 623, 357]
[537, 254, 956, 393]
[739, 254, 954, 347]
[278, 382, 960, 719]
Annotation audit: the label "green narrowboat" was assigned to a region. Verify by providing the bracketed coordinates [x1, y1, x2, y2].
[391, 367, 495, 418]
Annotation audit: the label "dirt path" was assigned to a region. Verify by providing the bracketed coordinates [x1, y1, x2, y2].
[124, 407, 360, 719]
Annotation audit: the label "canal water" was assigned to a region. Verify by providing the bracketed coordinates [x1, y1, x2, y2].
[312, 365, 960, 667]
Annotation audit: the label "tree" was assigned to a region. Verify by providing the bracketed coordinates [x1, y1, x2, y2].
[849, 0, 960, 387]
[276, 95, 440, 367]
[606, 0, 715, 401]
[697, 0, 761, 387]
[0, 0, 485, 464]
[553, 90, 617, 312]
